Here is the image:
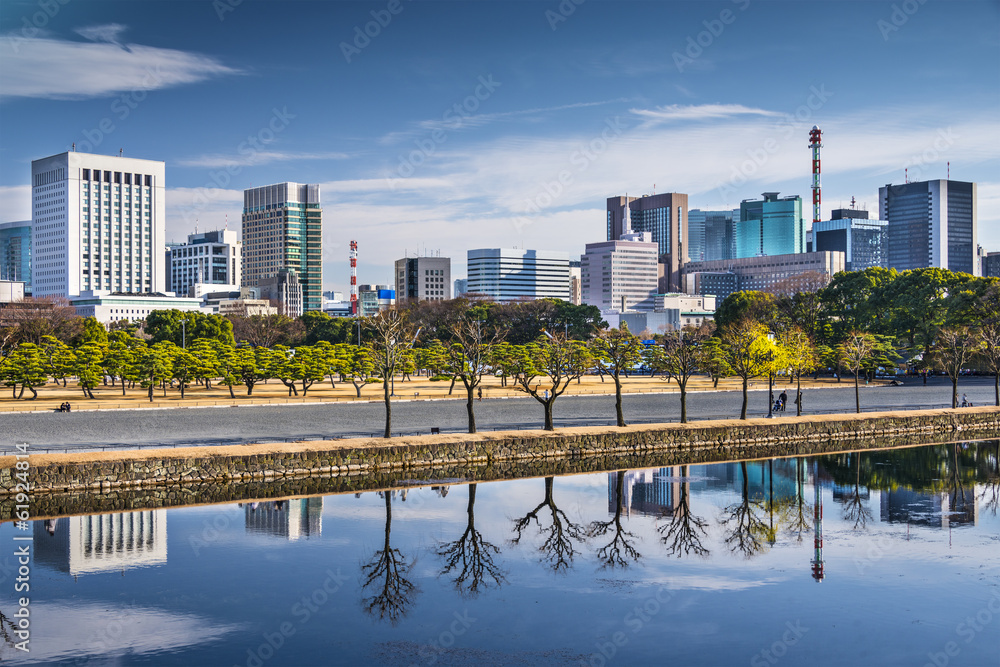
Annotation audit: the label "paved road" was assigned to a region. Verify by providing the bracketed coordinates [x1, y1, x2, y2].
[4, 376, 996, 453]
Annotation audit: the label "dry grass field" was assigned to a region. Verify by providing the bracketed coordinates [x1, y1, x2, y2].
[0, 372, 856, 413]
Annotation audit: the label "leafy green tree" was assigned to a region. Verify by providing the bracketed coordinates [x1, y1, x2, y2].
[979, 323, 1000, 406]
[698, 337, 731, 388]
[103, 335, 142, 395]
[310, 340, 341, 389]
[590, 325, 643, 426]
[136, 342, 174, 402]
[189, 339, 220, 390]
[39, 335, 76, 388]
[272, 345, 302, 397]
[819, 267, 897, 339]
[4, 343, 48, 399]
[509, 336, 594, 431]
[722, 319, 782, 420]
[73, 342, 106, 399]
[335, 343, 375, 398]
[145, 310, 235, 346]
[715, 291, 779, 332]
[367, 311, 418, 438]
[293, 345, 328, 396]
[80, 317, 109, 345]
[214, 342, 244, 399]
[301, 311, 356, 345]
[170, 346, 198, 399]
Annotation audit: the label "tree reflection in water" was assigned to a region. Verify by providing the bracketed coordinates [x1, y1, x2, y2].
[361, 491, 418, 625]
[511, 476, 585, 573]
[437, 484, 506, 596]
[840, 453, 873, 530]
[786, 458, 812, 541]
[658, 465, 709, 558]
[720, 461, 769, 558]
[588, 470, 641, 568]
[982, 441, 1000, 515]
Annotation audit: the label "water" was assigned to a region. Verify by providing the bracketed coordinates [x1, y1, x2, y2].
[2, 442, 998, 666]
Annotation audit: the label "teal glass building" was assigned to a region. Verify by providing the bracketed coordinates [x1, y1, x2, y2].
[0, 221, 32, 294]
[736, 193, 805, 258]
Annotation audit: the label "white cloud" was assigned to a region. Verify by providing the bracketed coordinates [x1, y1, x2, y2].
[0, 34, 239, 100]
[74, 23, 128, 47]
[630, 103, 782, 126]
[0, 185, 31, 222]
[177, 151, 350, 169]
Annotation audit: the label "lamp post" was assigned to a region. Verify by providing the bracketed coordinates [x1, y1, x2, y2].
[181, 319, 186, 349]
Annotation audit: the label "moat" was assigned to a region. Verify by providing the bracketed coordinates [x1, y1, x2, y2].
[2, 440, 998, 666]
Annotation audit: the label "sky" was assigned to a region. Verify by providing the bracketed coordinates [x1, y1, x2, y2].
[1, 0, 998, 294]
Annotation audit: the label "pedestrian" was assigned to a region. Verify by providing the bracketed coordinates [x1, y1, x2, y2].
[961, 393, 969, 407]
[779, 391, 787, 412]
[65, 402, 71, 413]
[544, 389, 549, 401]
[477, 387, 483, 402]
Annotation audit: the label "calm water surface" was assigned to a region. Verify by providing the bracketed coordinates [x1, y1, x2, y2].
[2, 441, 998, 666]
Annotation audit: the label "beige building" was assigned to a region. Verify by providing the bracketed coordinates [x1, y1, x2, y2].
[683, 251, 845, 301]
[581, 232, 659, 311]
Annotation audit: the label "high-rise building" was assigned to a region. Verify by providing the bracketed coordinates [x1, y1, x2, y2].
[736, 193, 805, 258]
[607, 193, 689, 292]
[242, 183, 322, 311]
[453, 278, 468, 297]
[982, 252, 1000, 279]
[0, 221, 32, 294]
[568, 260, 581, 305]
[394, 256, 451, 302]
[467, 248, 569, 302]
[30, 151, 165, 297]
[581, 232, 659, 311]
[258, 268, 303, 317]
[879, 180, 977, 275]
[688, 209, 738, 262]
[169, 229, 241, 298]
[813, 208, 888, 272]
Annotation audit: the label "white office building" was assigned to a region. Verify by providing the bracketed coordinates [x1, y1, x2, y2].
[169, 229, 241, 298]
[466, 248, 570, 302]
[31, 151, 165, 297]
[581, 232, 659, 312]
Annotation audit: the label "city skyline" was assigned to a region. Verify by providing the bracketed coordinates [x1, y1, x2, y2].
[1, 0, 997, 293]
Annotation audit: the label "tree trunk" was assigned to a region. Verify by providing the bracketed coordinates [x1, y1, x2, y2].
[16, 384, 24, 399]
[679, 381, 687, 424]
[26, 386, 37, 400]
[854, 372, 860, 413]
[228, 384, 235, 399]
[383, 379, 392, 438]
[247, 381, 255, 396]
[354, 380, 363, 397]
[613, 373, 624, 427]
[448, 377, 456, 396]
[951, 377, 958, 409]
[740, 377, 748, 420]
[713, 375, 719, 388]
[796, 373, 802, 417]
[995, 372, 999, 407]
[543, 399, 554, 431]
[180, 381, 185, 399]
[466, 385, 477, 434]
[121, 378, 126, 396]
[148, 381, 154, 402]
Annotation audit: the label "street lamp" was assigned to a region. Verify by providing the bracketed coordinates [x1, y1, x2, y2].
[181, 319, 186, 349]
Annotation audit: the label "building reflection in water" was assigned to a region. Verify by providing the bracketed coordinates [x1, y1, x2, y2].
[244, 498, 323, 540]
[33, 510, 167, 575]
[879, 488, 978, 528]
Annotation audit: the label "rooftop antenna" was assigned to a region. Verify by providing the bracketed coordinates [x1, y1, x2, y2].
[905, 168, 908, 184]
[119, 148, 123, 157]
[72, 143, 76, 152]
[850, 196, 856, 210]
[808, 126, 822, 225]
[947, 161, 950, 179]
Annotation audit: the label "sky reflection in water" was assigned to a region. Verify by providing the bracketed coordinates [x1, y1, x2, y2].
[2, 441, 998, 666]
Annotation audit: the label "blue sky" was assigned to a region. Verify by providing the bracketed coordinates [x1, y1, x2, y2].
[1, 0, 998, 293]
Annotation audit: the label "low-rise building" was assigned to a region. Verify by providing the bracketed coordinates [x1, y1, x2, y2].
[258, 269, 302, 317]
[683, 251, 845, 302]
[395, 256, 451, 303]
[467, 248, 570, 302]
[70, 290, 202, 324]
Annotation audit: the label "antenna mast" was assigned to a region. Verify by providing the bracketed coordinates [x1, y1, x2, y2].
[349, 241, 359, 316]
[808, 126, 823, 225]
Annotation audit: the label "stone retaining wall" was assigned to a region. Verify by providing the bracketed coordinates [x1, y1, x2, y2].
[4, 408, 1000, 519]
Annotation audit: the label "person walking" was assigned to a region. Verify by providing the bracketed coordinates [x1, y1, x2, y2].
[778, 391, 787, 412]
[477, 387, 483, 402]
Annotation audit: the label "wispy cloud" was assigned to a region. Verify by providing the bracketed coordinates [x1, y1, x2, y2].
[379, 99, 631, 144]
[630, 103, 782, 127]
[177, 151, 350, 169]
[0, 32, 239, 100]
[74, 23, 129, 50]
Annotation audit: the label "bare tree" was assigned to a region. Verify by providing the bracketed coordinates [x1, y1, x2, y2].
[652, 327, 709, 423]
[838, 332, 877, 414]
[2, 296, 82, 344]
[933, 326, 979, 408]
[437, 484, 505, 596]
[720, 462, 769, 559]
[361, 492, 418, 624]
[367, 310, 417, 438]
[446, 318, 502, 433]
[590, 327, 643, 427]
[979, 323, 1000, 407]
[587, 470, 642, 568]
[511, 477, 586, 573]
[658, 465, 709, 558]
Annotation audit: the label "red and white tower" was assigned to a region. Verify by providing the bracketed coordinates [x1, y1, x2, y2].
[808, 126, 823, 224]
[349, 240, 359, 316]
